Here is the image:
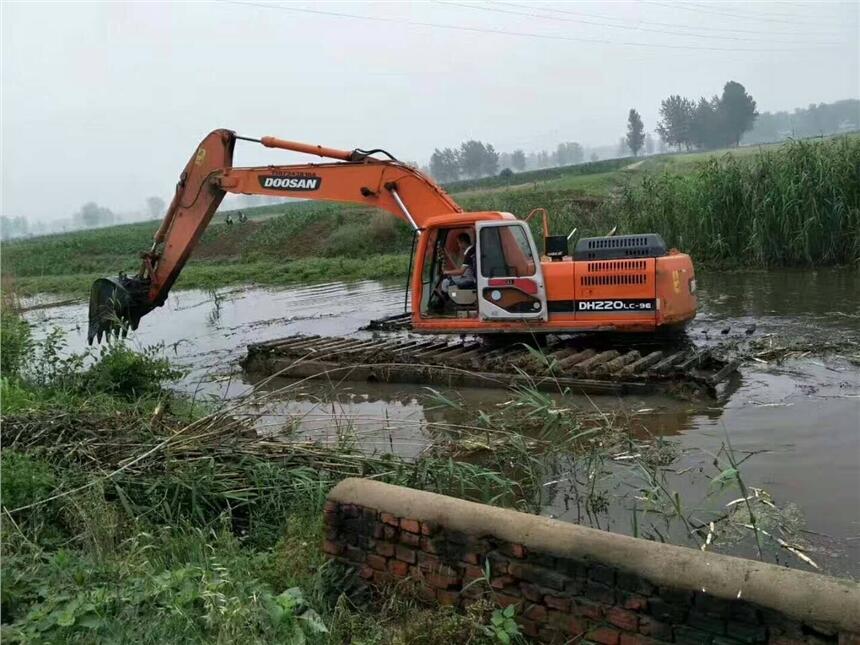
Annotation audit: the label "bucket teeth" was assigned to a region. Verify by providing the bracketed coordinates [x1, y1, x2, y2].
[87, 276, 152, 345]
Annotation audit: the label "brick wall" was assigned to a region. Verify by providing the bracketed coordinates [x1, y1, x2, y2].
[322, 479, 860, 645]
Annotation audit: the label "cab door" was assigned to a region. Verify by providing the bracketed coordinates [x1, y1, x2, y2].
[476, 221, 548, 322]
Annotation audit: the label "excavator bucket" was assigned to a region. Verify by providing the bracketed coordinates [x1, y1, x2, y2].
[87, 276, 152, 345]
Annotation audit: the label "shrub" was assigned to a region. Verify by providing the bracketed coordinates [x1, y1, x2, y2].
[0, 309, 32, 379]
[81, 342, 181, 399]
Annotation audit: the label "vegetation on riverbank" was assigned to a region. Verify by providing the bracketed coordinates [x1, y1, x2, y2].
[2, 136, 856, 298]
[0, 307, 536, 643]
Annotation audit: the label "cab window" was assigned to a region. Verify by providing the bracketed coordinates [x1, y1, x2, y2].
[479, 224, 536, 278]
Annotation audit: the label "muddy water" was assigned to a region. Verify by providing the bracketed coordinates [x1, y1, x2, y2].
[23, 269, 860, 577]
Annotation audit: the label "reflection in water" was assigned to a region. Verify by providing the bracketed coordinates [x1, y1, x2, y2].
[21, 270, 860, 578]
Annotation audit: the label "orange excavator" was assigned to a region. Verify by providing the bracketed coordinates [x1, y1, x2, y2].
[88, 129, 697, 344]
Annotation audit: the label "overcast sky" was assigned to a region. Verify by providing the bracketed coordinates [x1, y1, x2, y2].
[2, 1, 857, 223]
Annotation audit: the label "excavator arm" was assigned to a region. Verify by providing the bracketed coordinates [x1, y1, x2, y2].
[87, 128, 462, 343]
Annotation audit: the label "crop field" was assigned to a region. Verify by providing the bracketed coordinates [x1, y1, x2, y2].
[2, 135, 857, 297]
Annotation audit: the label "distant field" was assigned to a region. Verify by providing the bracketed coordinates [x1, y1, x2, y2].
[4, 135, 857, 296]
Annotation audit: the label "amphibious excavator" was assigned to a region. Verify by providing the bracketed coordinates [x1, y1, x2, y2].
[88, 129, 697, 344]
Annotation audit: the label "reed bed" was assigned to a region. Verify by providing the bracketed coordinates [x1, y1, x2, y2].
[616, 137, 860, 266]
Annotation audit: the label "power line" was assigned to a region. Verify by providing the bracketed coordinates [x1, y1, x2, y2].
[500, 0, 845, 38]
[646, 1, 853, 28]
[221, 1, 841, 53]
[442, 1, 844, 45]
[684, 1, 849, 25]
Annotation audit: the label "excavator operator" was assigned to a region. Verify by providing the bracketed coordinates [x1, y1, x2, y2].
[441, 231, 476, 293]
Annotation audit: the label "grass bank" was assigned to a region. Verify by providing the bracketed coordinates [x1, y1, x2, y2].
[3, 136, 856, 297]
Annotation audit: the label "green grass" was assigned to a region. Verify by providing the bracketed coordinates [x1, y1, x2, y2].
[3, 135, 857, 297]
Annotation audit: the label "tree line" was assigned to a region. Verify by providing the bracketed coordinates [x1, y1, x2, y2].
[429, 140, 589, 182]
[0, 197, 169, 240]
[622, 81, 759, 156]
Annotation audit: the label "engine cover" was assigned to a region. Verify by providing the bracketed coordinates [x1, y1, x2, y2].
[573, 234, 667, 261]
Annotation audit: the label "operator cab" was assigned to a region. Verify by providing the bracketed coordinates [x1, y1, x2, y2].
[420, 215, 548, 322]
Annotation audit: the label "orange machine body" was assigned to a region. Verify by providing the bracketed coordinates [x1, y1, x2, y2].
[409, 212, 696, 334]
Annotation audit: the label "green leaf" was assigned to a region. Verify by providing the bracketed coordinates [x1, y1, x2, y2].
[56, 611, 76, 628]
[503, 604, 515, 618]
[491, 612, 505, 626]
[496, 629, 511, 644]
[299, 609, 328, 634]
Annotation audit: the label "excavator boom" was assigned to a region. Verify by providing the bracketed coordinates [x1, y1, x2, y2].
[87, 128, 461, 343]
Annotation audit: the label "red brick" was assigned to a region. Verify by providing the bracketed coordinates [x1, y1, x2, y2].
[524, 604, 547, 621]
[388, 559, 409, 577]
[620, 635, 659, 645]
[380, 512, 399, 526]
[322, 540, 341, 556]
[421, 520, 439, 535]
[623, 594, 648, 611]
[588, 626, 621, 645]
[495, 593, 522, 609]
[421, 536, 440, 554]
[358, 565, 374, 580]
[606, 606, 639, 632]
[521, 583, 542, 602]
[375, 541, 395, 557]
[547, 611, 586, 637]
[366, 554, 387, 571]
[372, 523, 384, 539]
[344, 545, 365, 562]
[638, 617, 671, 640]
[399, 531, 421, 547]
[490, 575, 517, 590]
[437, 589, 460, 606]
[462, 552, 481, 565]
[840, 636, 860, 645]
[395, 545, 417, 564]
[427, 573, 460, 589]
[537, 627, 562, 644]
[340, 503, 357, 517]
[544, 595, 571, 613]
[519, 618, 539, 638]
[463, 565, 484, 581]
[400, 518, 421, 533]
[383, 525, 397, 540]
[573, 599, 604, 620]
[504, 543, 527, 559]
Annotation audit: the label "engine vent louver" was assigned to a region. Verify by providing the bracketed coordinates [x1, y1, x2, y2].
[574, 234, 667, 261]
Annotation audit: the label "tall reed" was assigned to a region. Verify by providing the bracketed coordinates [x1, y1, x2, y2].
[616, 137, 860, 266]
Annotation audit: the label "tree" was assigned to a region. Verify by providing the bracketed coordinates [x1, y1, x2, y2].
[589, 152, 599, 162]
[482, 143, 500, 177]
[75, 202, 115, 229]
[0, 216, 28, 240]
[644, 133, 655, 156]
[146, 196, 166, 219]
[656, 95, 695, 151]
[554, 142, 584, 166]
[719, 81, 757, 146]
[459, 140, 488, 178]
[429, 147, 460, 182]
[511, 149, 526, 171]
[626, 109, 645, 156]
[617, 137, 629, 157]
[690, 96, 724, 150]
